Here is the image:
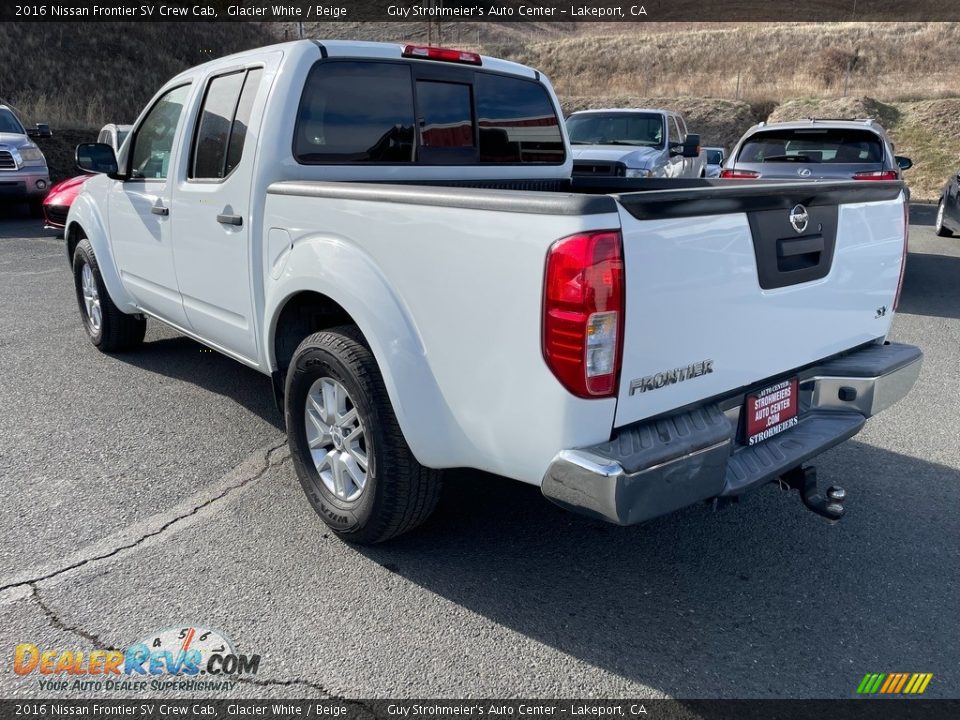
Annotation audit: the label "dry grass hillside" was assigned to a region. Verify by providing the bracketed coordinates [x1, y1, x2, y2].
[492, 22, 960, 102]
[0, 22, 275, 128]
[4, 21, 958, 199]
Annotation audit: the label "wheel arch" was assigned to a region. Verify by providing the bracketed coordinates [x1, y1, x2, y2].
[265, 239, 471, 469]
[65, 195, 138, 313]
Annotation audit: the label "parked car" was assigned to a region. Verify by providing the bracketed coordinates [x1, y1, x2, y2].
[0, 104, 51, 215]
[721, 119, 911, 181]
[65, 40, 919, 544]
[935, 169, 960, 237]
[704, 146, 725, 178]
[43, 123, 131, 232]
[97, 123, 131, 152]
[566, 108, 706, 178]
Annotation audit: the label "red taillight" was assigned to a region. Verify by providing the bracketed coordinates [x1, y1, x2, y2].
[401, 45, 482, 65]
[543, 231, 624, 398]
[852, 170, 899, 181]
[894, 202, 909, 311]
[719, 168, 760, 179]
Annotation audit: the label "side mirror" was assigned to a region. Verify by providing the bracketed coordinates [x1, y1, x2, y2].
[895, 155, 912, 171]
[76, 143, 119, 176]
[681, 133, 701, 159]
[27, 123, 52, 139]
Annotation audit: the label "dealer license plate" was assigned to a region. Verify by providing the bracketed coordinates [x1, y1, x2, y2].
[745, 378, 799, 446]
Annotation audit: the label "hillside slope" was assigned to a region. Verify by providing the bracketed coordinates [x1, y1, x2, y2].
[6, 22, 957, 200]
[0, 22, 274, 127]
[493, 22, 960, 102]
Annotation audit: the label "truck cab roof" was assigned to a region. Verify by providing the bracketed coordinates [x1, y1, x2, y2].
[170, 39, 540, 84]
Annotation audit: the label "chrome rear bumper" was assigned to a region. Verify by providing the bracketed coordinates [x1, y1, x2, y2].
[542, 342, 922, 525]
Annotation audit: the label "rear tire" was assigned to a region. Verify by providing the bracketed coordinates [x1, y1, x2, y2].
[935, 200, 953, 237]
[72, 237, 146, 352]
[285, 326, 441, 544]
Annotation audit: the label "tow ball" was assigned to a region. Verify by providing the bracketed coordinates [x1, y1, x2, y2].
[780, 466, 847, 522]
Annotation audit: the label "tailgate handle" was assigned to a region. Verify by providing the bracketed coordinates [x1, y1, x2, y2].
[778, 236, 824, 258]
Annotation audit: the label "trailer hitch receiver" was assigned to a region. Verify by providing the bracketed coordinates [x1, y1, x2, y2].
[780, 466, 846, 522]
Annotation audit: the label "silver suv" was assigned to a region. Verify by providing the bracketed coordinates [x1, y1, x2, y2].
[0, 105, 51, 215]
[722, 119, 911, 182]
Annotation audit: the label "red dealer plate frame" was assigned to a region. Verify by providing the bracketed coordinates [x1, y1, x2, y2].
[745, 377, 799, 446]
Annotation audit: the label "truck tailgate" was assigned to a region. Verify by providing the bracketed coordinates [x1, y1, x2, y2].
[611, 181, 906, 428]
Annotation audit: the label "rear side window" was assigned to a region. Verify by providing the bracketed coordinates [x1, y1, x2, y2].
[670, 116, 683, 142]
[476, 73, 565, 164]
[191, 68, 262, 180]
[738, 128, 884, 164]
[225, 69, 262, 176]
[295, 62, 415, 163]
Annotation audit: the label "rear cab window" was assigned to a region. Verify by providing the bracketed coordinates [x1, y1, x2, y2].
[293, 59, 565, 166]
[738, 128, 885, 164]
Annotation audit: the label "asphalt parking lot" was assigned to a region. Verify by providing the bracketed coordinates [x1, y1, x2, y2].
[0, 204, 957, 700]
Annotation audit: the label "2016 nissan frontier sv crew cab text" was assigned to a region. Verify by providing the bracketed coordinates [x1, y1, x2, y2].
[65, 40, 922, 543]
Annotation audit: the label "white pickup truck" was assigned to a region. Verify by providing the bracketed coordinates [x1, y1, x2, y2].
[568, 108, 707, 179]
[66, 40, 921, 544]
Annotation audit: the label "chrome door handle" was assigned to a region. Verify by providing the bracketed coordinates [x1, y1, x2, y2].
[151, 206, 169, 216]
[217, 214, 243, 226]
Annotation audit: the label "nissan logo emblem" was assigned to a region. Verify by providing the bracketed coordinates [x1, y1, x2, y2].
[789, 204, 809, 234]
[798, 168, 812, 177]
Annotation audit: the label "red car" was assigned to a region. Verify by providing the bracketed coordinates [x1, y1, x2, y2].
[43, 123, 130, 232]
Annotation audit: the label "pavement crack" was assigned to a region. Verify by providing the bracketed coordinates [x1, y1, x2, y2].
[0, 442, 288, 594]
[31, 584, 117, 651]
[237, 676, 333, 695]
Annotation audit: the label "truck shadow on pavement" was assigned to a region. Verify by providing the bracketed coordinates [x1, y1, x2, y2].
[899, 251, 960, 321]
[114, 335, 284, 430]
[908, 203, 936, 227]
[359, 443, 959, 697]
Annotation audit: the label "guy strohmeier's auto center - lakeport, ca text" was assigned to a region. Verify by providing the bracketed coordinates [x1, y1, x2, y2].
[15, 2, 645, 19]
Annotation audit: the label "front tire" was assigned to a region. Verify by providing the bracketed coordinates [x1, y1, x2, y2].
[935, 200, 953, 237]
[72, 237, 146, 352]
[285, 327, 441, 544]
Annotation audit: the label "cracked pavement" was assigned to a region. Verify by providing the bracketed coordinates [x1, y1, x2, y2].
[0, 205, 958, 699]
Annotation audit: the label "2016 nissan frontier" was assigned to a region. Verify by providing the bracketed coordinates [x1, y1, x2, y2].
[65, 40, 921, 543]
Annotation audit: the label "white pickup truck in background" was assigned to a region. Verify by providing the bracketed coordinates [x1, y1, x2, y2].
[567, 107, 708, 179]
[66, 40, 921, 544]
